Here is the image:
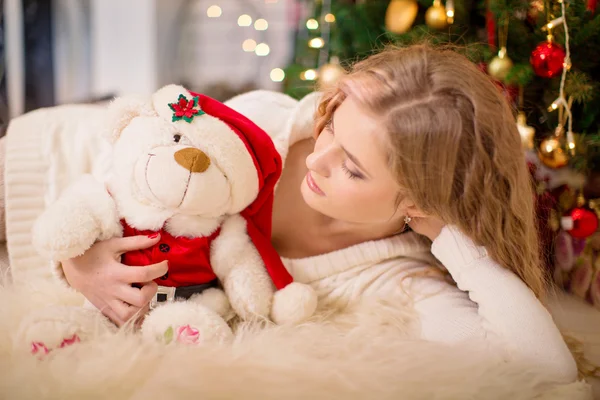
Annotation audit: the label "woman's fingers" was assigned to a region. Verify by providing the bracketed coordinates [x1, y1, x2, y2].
[108, 234, 161, 256]
[117, 281, 158, 309]
[110, 299, 144, 327]
[119, 260, 169, 285]
[102, 306, 127, 327]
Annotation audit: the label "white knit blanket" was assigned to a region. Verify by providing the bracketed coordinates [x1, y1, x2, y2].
[0, 279, 592, 400]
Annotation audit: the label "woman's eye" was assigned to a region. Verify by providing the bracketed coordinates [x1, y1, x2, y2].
[173, 134, 182, 143]
[342, 162, 363, 180]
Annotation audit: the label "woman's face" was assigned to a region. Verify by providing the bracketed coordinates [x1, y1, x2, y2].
[301, 96, 404, 225]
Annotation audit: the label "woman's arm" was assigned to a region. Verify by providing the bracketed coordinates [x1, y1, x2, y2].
[412, 225, 578, 383]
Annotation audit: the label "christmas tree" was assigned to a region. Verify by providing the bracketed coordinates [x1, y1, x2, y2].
[284, 0, 600, 307]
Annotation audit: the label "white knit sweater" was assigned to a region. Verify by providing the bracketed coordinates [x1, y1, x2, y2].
[4, 91, 577, 385]
[284, 226, 578, 383]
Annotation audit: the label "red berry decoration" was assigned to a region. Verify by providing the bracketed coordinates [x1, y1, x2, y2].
[565, 207, 599, 239]
[530, 41, 566, 78]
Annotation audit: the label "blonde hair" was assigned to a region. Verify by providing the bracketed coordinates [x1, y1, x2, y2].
[315, 45, 546, 299]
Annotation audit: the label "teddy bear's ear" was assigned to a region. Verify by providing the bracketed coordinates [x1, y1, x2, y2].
[104, 95, 156, 144]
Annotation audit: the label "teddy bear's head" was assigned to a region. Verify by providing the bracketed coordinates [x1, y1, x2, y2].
[105, 85, 275, 225]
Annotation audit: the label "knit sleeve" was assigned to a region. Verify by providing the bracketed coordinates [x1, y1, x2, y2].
[412, 225, 577, 384]
[5, 104, 109, 283]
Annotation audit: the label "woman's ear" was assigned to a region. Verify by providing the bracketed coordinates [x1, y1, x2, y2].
[398, 198, 428, 219]
[104, 96, 155, 144]
[405, 206, 429, 219]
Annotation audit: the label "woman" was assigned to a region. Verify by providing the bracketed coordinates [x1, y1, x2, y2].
[55, 45, 577, 383]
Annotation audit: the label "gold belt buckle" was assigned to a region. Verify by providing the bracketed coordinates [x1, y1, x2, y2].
[150, 286, 176, 309]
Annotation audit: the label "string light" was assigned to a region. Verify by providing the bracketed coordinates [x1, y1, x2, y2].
[446, 0, 455, 24]
[270, 68, 285, 82]
[324, 13, 335, 23]
[309, 38, 325, 48]
[542, 16, 564, 31]
[255, 43, 270, 56]
[254, 18, 268, 30]
[207, 5, 222, 18]
[301, 69, 317, 80]
[306, 19, 319, 30]
[238, 14, 252, 26]
[547, 0, 574, 153]
[242, 39, 257, 52]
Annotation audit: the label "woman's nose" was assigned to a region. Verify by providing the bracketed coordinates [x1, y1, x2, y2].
[306, 147, 332, 178]
[174, 148, 211, 173]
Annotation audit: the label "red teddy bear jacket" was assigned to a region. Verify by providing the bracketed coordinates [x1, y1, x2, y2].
[120, 220, 220, 287]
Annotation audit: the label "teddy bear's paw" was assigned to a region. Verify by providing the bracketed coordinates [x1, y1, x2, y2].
[141, 301, 233, 346]
[32, 205, 101, 261]
[189, 288, 235, 321]
[14, 305, 115, 357]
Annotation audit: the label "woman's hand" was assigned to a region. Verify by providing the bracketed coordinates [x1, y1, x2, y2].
[61, 235, 168, 327]
[407, 215, 446, 242]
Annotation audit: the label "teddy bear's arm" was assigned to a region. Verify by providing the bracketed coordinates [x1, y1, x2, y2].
[210, 214, 275, 320]
[32, 174, 122, 264]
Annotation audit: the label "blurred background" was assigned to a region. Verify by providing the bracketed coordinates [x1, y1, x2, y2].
[1, 0, 600, 307]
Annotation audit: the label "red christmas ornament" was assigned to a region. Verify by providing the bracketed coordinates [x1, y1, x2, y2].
[564, 207, 599, 239]
[486, 8, 496, 50]
[530, 41, 566, 78]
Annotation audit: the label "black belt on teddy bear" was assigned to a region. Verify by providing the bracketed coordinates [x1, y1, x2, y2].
[150, 279, 219, 309]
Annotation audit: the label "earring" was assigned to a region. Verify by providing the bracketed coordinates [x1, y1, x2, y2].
[404, 216, 412, 224]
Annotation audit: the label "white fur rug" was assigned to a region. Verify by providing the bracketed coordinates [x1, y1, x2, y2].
[0, 279, 592, 400]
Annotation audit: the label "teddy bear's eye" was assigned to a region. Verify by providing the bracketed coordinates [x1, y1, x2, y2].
[173, 134, 182, 143]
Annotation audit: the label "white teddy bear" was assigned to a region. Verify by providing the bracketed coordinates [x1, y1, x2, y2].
[22, 85, 317, 351]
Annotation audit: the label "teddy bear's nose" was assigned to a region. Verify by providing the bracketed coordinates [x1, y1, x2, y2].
[174, 148, 211, 173]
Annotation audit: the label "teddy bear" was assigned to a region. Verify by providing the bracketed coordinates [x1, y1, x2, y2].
[20, 84, 317, 352]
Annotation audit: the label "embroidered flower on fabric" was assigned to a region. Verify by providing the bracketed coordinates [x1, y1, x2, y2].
[176, 324, 200, 344]
[31, 342, 50, 355]
[168, 94, 205, 123]
[59, 334, 80, 348]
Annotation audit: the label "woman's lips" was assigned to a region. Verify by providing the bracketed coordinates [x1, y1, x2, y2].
[306, 171, 325, 196]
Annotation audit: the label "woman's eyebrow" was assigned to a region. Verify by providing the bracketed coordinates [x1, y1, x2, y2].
[331, 116, 371, 177]
[341, 145, 371, 178]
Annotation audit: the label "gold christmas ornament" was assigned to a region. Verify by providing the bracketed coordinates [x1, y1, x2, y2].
[385, 0, 418, 34]
[318, 58, 346, 90]
[425, 0, 448, 30]
[488, 47, 513, 81]
[528, 0, 544, 22]
[516, 112, 535, 150]
[538, 132, 569, 169]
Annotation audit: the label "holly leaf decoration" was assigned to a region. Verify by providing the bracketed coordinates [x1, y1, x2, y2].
[163, 326, 174, 344]
[168, 94, 205, 123]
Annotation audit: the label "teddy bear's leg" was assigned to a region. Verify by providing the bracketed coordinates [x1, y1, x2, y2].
[14, 305, 116, 356]
[189, 288, 235, 322]
[141, 301, 233, 346]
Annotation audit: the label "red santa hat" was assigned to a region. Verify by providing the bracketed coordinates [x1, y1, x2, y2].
[151, 85, 293, 290]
